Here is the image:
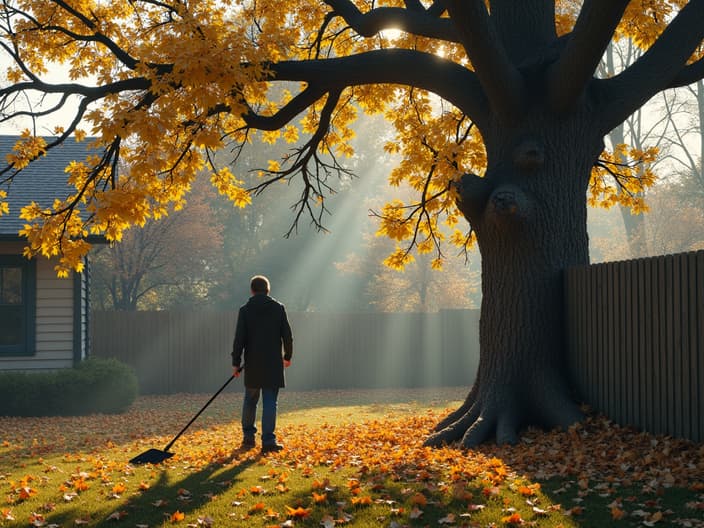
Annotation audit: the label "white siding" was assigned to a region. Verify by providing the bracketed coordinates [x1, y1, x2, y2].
[34, 258, 75, 367]
[0, 256, 75, 371]
[0, 358, 74, 370]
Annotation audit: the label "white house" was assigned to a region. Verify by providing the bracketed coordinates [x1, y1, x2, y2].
[0, 136, 100, 371]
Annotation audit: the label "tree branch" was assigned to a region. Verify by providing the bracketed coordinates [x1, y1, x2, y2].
[39, 23, 139, 70]
[545, 0, 629, 113]
[0, 69, 150, 100]
[247, 89, 350, 237]
[324, 0, 460, 41]
[445, 0, 523, 123]
[489, 0, 557, 62]
[668, 55, 704, 88]
[596, 0, 704, 134]
[202, 51, 488, 132]
[10, 0, 140, 70]
[269, 48, 490, 129]
[242, 85, 329, 131]
[427, 0, 447, 17]
[403, 0, 424, 11]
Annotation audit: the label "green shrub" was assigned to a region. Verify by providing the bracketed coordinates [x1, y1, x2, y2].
[0, 357, 138, 416]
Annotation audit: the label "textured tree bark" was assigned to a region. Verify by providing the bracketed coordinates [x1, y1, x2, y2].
[425, 117, 601, 447]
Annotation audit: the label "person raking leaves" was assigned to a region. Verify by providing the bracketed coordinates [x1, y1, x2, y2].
[232, 275, 293, 453]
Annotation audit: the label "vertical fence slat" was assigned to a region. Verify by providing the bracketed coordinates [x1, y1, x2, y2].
[614, 262, 622, 420]
[636, 259, 653, 430]
[657, 256, 665, 435]
[690, 253, 701, 443]
[617, 261, 627, 424]
[651, 256, 661, 434]
[627, 259, 636, 427]
[668, 256, 678, 437]
[582, 269, 598, 406]
[593, 265, 601, 411]
[604, 262, 611, 415]
[698, 251, 704, 443]
[605, 263, 613, 416]
[673, 254, 683, 438]
[599, 264, 607, 412]
[679, 254, 690, 440]
[590, 265, 597, 407]
[609, 262, 619, 421]
[625, 261, 643, 427]
[590, 265, 597, 408]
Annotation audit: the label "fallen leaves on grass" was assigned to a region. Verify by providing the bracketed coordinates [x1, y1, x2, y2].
[408, 492, 427, 506]
[350, 495, 372, 506]
[111, 482, 126, 495]
[484, 416, 704, 490]
[312, 491, 328, 503]
[106, 510, 128, 521]
[501, 511, 523, 524]
[248, 501, 266, 513]
[1, 390, 703, 527]
[284, 505, 311, 518]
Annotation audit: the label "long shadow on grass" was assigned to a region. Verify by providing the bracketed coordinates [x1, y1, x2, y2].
[40, 454, 260, 527]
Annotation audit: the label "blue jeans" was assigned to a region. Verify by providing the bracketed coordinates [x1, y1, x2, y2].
[242, 387, 279, 446]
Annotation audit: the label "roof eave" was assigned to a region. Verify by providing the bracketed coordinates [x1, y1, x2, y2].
[0, 233, 109, 244]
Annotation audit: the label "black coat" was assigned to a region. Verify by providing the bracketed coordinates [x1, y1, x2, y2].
[231, 294, 293, 388]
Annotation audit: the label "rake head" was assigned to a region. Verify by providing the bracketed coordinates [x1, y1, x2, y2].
[129, 448, 175, 465]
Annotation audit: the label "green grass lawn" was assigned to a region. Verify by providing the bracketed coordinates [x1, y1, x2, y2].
[1, 387, 702, 527]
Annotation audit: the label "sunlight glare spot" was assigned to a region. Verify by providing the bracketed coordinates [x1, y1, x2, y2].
[380, 28, 402, 41]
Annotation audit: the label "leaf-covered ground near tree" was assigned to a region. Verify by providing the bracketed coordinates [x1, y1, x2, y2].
[1, 387, 702, 527]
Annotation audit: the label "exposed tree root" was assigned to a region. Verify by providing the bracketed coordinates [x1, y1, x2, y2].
[425, 376, 583, 448]
[433, 383, 478, 432]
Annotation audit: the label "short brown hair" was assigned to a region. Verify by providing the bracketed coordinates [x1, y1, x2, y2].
[250, 275, 270, 294]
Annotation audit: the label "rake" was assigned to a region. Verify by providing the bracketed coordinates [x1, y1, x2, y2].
[129, 370, 240, 465]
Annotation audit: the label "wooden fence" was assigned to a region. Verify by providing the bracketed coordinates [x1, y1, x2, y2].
[565, 250, 704, 443]
[92, 249, 704, 443]
[91, 309, 480, 394]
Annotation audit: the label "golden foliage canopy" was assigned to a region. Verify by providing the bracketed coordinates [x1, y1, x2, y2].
[0, 0, 701, 274]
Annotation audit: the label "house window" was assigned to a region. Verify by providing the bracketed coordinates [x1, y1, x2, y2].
[0, 256, 35, 356]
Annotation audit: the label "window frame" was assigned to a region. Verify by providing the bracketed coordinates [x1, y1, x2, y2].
[0, 255, 36, 356]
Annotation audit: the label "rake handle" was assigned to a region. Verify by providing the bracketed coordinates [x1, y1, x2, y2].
[163, 373, 237, 453]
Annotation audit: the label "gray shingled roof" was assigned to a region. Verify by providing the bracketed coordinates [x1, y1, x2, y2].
[0, 135, 98, 238]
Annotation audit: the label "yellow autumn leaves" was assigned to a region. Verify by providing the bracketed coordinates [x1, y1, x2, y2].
[1, 0, 265, 274]
[590, 143, 660, 213]
[0, 190, 8, 216]
[3, 132, 47, 170]
[210, 167, 252, 209]
[4, 131, 253, 276]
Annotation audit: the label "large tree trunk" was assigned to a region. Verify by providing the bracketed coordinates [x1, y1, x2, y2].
[426, 116, 601, 447]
